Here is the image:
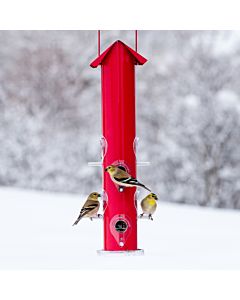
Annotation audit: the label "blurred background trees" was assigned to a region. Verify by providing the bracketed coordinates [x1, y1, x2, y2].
[0, 30, 240, 209]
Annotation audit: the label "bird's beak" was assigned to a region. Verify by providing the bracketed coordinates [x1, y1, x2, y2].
[98, 194, 101, 198]
[105, 168, 108, 172]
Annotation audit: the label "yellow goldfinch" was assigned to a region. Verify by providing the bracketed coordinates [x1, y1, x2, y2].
[72, 192, 101, 225]
[139, 193, 158, 220]
[105, 165, 151, 192]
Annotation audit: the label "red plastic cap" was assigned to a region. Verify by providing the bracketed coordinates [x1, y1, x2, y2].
[90, 40, 147, 68]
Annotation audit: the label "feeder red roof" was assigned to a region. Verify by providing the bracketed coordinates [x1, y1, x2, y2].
[90, 40, 147, 68]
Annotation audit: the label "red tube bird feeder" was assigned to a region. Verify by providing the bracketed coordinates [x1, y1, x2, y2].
[90, 32, 147, 253]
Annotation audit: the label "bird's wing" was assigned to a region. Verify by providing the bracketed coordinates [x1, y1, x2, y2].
[114, 168, 131, 179]
[79, 200, 99, 217]
[140, 198, 145, 209]
[114, 176, 138, 184]
[114, 177, 151, 191]
[141, 198, 148, 210]
[113, 176, 132, 183]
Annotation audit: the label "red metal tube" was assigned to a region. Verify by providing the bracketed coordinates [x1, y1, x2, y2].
[90, 40, 147, 251]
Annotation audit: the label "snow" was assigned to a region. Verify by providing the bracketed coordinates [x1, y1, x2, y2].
[0, 187, 240, 269]
[183, 94, 200, 109]
[216, 89, 240, 111]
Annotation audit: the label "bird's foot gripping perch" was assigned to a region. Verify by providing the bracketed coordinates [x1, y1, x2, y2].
[138, 214, 154, 221]
[148, 214, 153, 221]
[90, 214, 103, 220]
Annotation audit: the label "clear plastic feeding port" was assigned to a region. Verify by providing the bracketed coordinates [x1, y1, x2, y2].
[88, 136, 150, 168]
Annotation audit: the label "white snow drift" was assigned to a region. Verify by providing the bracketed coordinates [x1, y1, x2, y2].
[0, 187, 240, 269]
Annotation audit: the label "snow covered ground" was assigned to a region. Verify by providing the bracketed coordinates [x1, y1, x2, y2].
[0, 187, 240, 269]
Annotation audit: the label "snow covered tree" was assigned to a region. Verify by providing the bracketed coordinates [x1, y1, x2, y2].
[0, 30, 240, 209]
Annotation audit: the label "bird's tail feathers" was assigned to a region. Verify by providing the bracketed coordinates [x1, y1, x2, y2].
[138, 183, 151, 192]
[72, 216, 82, 226]
[120, 177, 151, 192]
[72, 205, 93, 226]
